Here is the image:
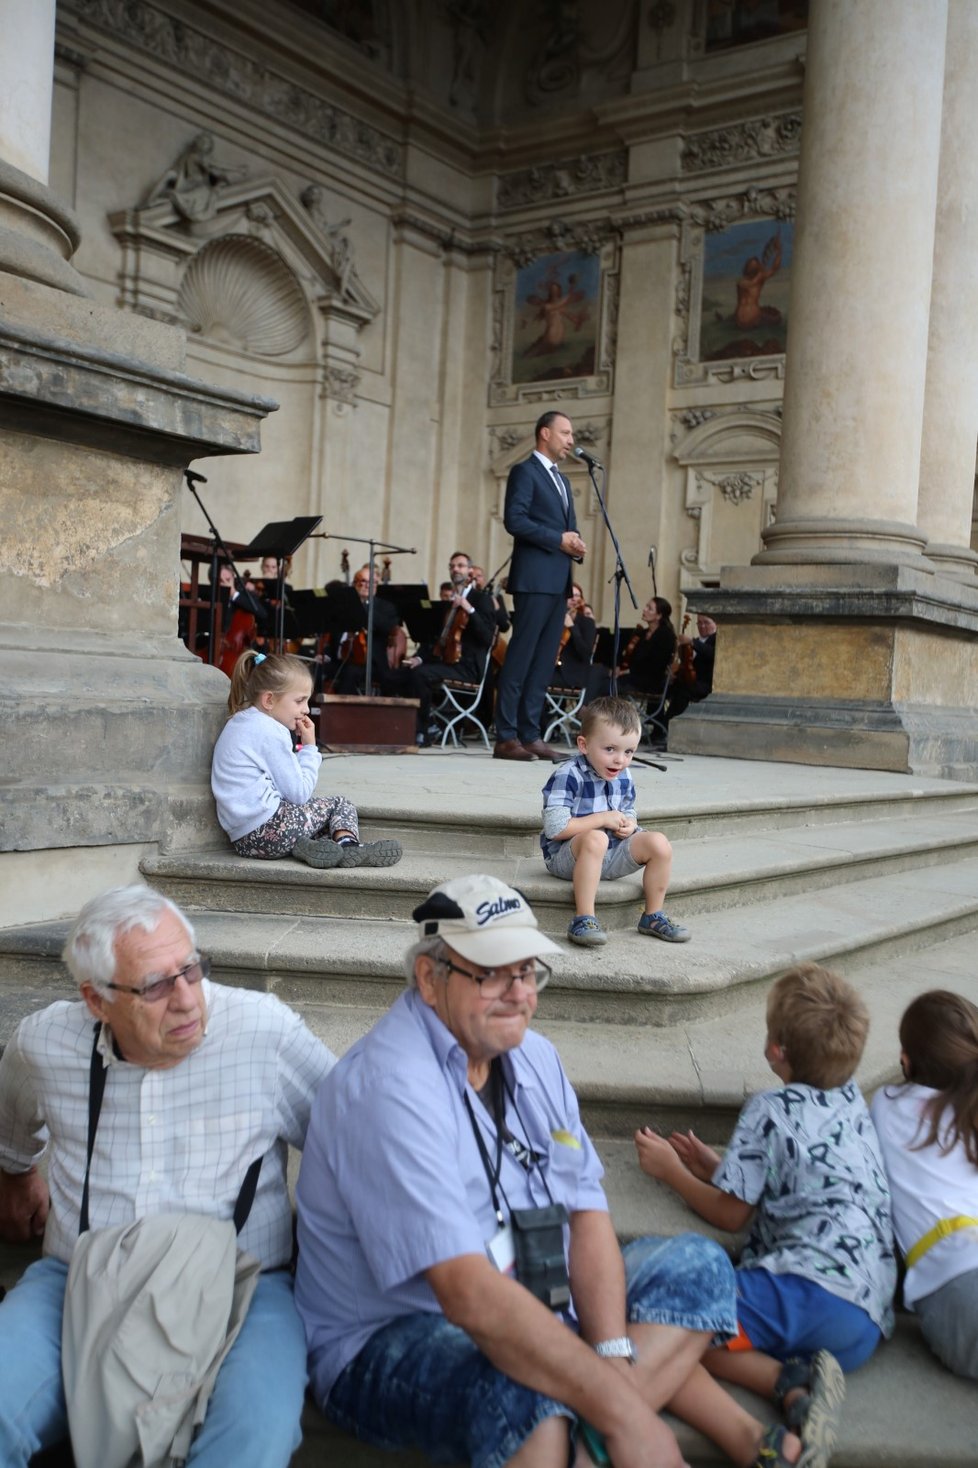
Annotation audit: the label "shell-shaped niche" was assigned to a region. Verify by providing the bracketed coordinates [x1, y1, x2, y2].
[178, 235, 309, 356]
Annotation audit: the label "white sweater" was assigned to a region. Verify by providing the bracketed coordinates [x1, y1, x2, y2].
[211, 706, 322, 841]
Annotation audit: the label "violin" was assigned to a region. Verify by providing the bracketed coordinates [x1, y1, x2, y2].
[433, 578, 477, 666]
[618, 628, 643, 672]
[674, 613, 697, 687]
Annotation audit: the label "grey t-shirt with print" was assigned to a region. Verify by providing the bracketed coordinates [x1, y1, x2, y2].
[712, 1081, 896, 1334]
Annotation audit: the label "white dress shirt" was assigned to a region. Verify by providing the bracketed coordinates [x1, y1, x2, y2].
[0, 981, 335, 1268]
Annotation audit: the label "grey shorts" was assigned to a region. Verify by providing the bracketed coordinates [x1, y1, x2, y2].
[545, 830, 642, 882]
[914, 1267, 978, 1380]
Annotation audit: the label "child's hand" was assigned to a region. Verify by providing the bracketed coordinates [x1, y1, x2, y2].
[295, 714, 317, 746]
[668, 1130, 721, 1182]
[604, 812, 636, 837]
[634, 1127, 684, 1184]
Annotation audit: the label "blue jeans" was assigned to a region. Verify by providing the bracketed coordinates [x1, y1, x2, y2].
[0, 1257, 307, 1468]
[325, 1232, 737, 1468]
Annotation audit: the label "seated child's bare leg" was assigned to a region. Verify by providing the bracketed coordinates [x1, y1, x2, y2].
[630, 829, 672, 914]
[570, 828, 608, 916]
[667, 1364, 802, 1468]
[703, 1344, 781, 1399]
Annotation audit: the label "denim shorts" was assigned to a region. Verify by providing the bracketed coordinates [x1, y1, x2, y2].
[732, 1267, 882, 1372]
[324, 1232, 736, 1468]
[545, 831, 642, 882]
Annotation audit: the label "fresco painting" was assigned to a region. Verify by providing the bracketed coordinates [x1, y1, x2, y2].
[511, 249, 602, 385]
[698, 218, 794, 363]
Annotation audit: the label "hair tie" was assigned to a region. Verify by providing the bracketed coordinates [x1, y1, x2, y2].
[253, 652, 266, 665]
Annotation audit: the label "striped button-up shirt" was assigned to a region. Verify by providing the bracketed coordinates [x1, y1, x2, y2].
[0, 981, 335, 1268]
[540, 752, 639, 862]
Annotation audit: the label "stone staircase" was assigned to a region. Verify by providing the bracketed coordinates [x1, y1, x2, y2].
[2, 751, 978, 1464]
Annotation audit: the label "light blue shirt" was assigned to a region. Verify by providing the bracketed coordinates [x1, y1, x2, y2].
[294, 988, 608, 1403]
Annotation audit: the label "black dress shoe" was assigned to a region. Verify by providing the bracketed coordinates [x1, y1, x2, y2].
[520, 739, 564, 760]
[493, 739, 538, 761]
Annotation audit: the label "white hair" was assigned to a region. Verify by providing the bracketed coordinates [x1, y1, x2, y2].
[403, 934, 449, 988]
[62, 884, 196, 999]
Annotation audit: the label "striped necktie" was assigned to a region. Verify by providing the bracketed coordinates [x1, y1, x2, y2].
[549, 462, 568, 513]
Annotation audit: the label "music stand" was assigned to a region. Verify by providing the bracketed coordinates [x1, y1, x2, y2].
[242, 516, 323, 649]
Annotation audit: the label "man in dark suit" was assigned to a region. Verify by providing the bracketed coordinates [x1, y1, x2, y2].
[494, 410, 587, 761]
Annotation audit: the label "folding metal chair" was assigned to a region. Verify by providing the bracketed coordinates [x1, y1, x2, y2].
[543, 684, 588, 746]
[431, 634, 497, 749]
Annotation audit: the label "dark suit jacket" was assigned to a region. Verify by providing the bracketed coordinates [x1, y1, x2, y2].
[504, 454, 577, 598]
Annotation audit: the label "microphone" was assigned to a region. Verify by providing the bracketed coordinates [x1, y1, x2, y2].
[648, 546, 656, 569]
[572, 446, 604, 470]
[184, 470, 208, 485]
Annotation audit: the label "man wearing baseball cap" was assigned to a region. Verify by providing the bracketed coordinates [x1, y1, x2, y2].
[295, 877, 792, 1468]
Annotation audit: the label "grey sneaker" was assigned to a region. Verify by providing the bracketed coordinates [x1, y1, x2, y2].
[637, 911, 691, 942]
[293, 836, 345, 869]
[568, 915, 607, 947]
[338, 839, 403, 868]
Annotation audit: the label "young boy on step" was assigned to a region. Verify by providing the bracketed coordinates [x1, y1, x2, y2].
[635, 963, 897, 1458]
[540, 695, 690, 947]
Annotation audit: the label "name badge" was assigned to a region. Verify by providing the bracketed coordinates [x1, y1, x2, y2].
[486, 1223, 516, 1276]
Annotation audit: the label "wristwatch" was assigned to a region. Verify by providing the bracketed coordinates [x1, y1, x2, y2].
[594, 1336, 637, 1363]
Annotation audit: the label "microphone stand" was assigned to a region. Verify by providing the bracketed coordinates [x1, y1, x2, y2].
[579, 460, 638, 697]
[183, 471, 260, 665]
[317, 533, 416, 697]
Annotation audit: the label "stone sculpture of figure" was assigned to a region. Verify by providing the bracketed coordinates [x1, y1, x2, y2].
[144, 131, 246, 222]
[301, 185, 358, 301]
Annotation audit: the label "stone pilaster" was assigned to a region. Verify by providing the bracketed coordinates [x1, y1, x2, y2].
[917, 0, 978, 581]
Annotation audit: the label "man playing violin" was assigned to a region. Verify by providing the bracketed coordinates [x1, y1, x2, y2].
[403, 551, 496, 691]
[332, 565, 408, 696]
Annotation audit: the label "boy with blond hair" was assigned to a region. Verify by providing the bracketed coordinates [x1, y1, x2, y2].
[635, 964, 897, 1461]
[540, 695, 690, 947]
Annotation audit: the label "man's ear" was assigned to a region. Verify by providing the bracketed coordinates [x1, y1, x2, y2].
[414, 956, 439, 1008]
[80, 982, 110, 1023]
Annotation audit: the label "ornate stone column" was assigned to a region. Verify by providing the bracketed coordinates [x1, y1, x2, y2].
[0, 0, 86, 295]
[673, 0, 978, 781]
[917, 0, 978, 581]
[757, 0, 946, 566]
[0, 7, 276, 923]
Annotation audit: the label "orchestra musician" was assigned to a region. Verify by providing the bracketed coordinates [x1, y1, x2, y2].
[548, 582, 604, 703]
[665, 613, 718, 727]
[615, 596, 678, 705]
[403, 551, 496, 693]
[331, 565, 408, 696]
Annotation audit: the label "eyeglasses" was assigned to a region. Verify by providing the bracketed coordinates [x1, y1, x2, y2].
[104, 956, 210, 1003]
[434, 955, 550, 999]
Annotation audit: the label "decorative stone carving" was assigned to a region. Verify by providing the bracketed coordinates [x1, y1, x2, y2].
[177, 235, 309, 356]
[672, 187, 795, 386]
[681, 112, 802, 173]
[441, 0, 492, 108]
[673, 410, 782, 591]
[300, 186, 378, 313]
[503, 216, 613, 270]
[143, 132, 247, 223]
[72, 0, 402, 178]
[321, 365, 361, 405]
[525, 2, 580, 106]
[497, 151, 627, 211]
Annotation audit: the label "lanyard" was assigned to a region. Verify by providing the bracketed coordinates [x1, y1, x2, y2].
[80, 1021, 262, 1237]
[462, 1060, 554, 1226]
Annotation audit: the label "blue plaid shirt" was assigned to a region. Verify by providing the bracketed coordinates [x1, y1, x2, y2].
[540, 753, 639, 862]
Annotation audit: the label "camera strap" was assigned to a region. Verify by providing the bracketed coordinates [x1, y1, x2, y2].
[462, 1059, 556, 1224]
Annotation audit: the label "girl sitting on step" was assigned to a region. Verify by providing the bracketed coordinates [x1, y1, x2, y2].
[211, 649, 402, 869]
[870, 989, 978, 1380]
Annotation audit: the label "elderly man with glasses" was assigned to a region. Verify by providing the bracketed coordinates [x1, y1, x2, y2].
[295, 877, 806, 1468]
[0, 884, 336, 1468]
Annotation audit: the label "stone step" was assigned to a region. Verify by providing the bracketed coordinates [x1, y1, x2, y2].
[322, 747, 978, 855]
[5, 1143, 974, 1467]
[3, 925, 974, 1145]
[4, 858, 978, 1036]
[140, 803, 978, 930]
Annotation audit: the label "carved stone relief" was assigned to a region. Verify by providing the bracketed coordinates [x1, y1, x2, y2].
[72, 0, 402, 178]
[681, 112, 802, 174]
[497, 151, 627, 211]
[672, 410, 781, 590]
[178, 235, 310, 356]
[143, 132, 247, 223]
[673, 187, 795, 387]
